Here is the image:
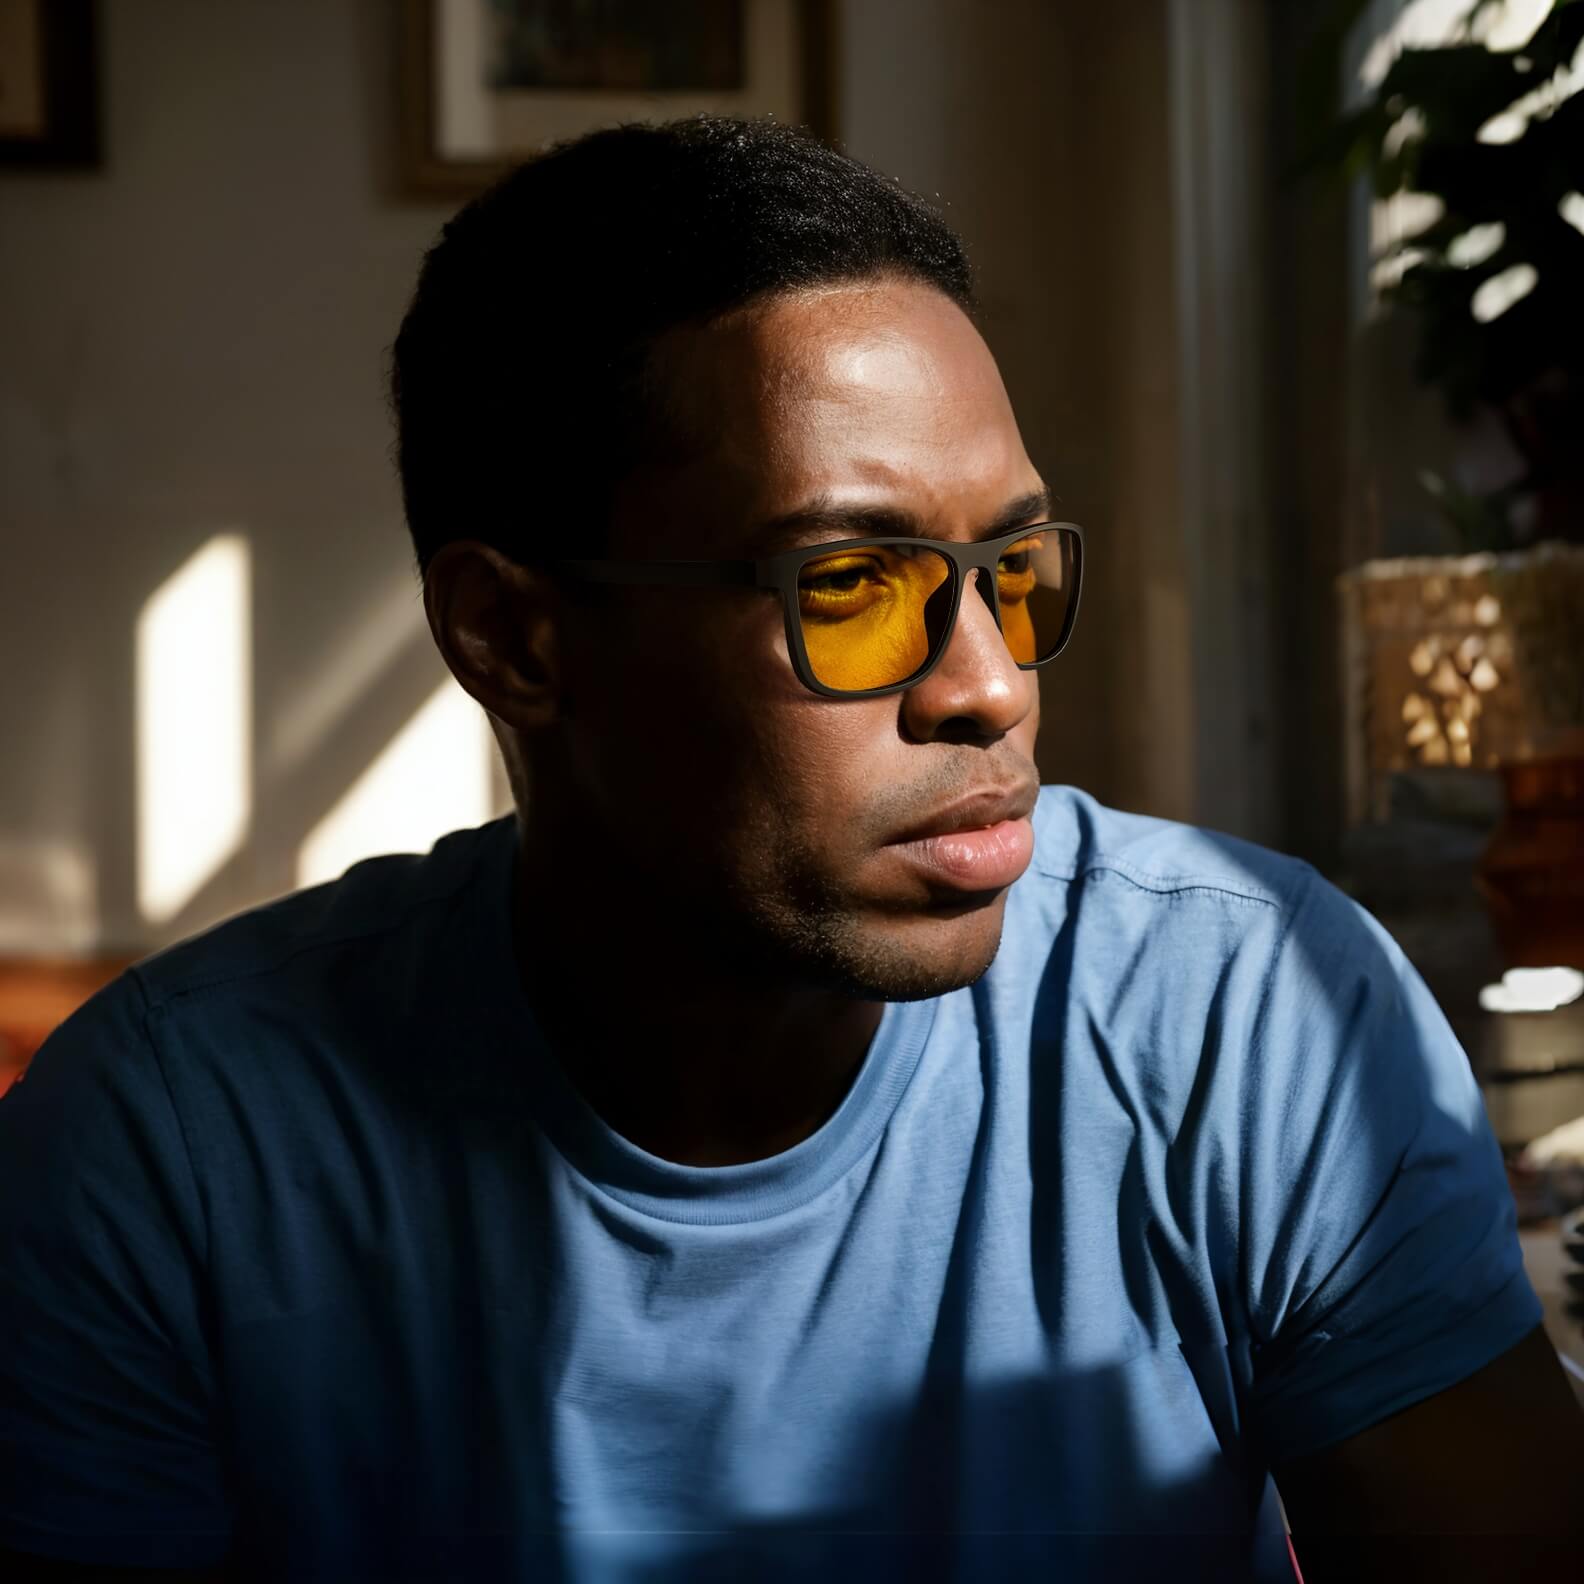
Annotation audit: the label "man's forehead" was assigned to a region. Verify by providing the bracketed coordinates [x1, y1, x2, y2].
[703, 279, 990, 392]
[690, 287, 1014, 432]
[622, 280, 1033, 554]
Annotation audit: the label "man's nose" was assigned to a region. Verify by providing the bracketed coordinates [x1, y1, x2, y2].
[901, 566, 1033, 740]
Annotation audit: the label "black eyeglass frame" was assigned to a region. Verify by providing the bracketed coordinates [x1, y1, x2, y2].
[550, 520, 1085, 701]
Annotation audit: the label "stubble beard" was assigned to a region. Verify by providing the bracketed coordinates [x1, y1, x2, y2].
[709, 826, 1010, 1004]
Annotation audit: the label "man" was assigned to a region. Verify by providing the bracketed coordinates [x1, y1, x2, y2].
[2, 116, 1581, 1583]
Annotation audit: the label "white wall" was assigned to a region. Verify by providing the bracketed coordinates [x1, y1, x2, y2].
[0, 0, 467, 952]
[0, 0, 1202, 956]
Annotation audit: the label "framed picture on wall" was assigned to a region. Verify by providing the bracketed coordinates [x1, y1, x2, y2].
[0, 0, 99, 169]
[400, 0, 838, 195]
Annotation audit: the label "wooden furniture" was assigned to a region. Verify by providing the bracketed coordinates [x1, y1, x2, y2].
[0, 955, 139, 1099]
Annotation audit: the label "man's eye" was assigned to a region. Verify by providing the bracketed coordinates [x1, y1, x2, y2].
[800, 557, 885, 596]
[805, 569, 865, 594]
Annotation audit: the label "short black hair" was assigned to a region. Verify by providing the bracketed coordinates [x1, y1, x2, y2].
[389, 114, 976, 580]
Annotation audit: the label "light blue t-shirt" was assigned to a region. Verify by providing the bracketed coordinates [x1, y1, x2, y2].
[0, 785, 1540, 1581]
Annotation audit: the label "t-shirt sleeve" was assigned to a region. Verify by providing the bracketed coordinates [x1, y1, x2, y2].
[0, 971, 233, 1569]
[1240, 866, 1543, 1467]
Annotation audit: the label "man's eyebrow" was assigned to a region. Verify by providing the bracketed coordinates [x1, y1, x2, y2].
[749, 485, 1054, 553]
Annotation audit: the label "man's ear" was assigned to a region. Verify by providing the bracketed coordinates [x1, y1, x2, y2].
[423, 540, 566, 732]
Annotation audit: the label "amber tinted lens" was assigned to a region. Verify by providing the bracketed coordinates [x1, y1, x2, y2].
[993, 527, 1078, 665]
[796, 543, 955, 691]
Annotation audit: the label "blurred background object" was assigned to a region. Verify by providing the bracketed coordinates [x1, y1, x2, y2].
[1327, 0, 1584, 980]
[1337, 0, 1584, 559]
[0, 0, 99, 169]
[399, 0, 837, 194]
[1303, 0, 1584, 1201]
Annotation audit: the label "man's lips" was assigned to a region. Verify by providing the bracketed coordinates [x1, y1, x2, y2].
[886, 817, 1035, 890]
[888, 784, 1039, 844]
[882, 783, 1039, 892]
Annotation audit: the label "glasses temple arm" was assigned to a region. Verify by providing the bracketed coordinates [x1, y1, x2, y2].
[551, 559, 760, 588]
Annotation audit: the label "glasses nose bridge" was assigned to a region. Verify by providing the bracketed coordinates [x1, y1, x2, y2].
[958, 555, 1001, 625]
[925, 555, 1006, 683]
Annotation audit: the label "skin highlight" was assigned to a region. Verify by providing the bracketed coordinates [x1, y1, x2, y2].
[426, 276, 1046, 1166]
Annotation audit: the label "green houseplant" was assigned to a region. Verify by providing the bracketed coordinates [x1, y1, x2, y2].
[1338, 0, 1584, 551]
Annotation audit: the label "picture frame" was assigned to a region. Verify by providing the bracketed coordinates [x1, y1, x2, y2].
[0, 0, 99, 170]
[400, 0, 838, 196]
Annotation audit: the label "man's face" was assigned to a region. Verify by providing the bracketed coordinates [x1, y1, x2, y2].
[547, 276, 1045, 1001]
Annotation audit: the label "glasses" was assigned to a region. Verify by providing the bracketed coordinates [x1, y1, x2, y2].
[550, 521, 1084, 699]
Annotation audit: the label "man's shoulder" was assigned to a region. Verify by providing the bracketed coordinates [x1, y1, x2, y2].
[1027, 783, 1315, 917]
[1015, 784, 1401, 1028]
[128, 815, 512, 1018]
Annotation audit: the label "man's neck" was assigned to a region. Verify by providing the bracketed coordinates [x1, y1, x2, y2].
[507, 831, 885, 1168]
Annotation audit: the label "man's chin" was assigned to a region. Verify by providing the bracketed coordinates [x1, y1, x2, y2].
[815, 897, 1011, 1003]
[715, 864, 1013, 1003]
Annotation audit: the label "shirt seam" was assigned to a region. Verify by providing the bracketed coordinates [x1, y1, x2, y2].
[134, 989, 213, 1276]
[1284, 1255, 1535, 1353]
[1261, 1265, 1541, 1464]
[1032, 857, 1289, 910]
[121, 974, 222, 1421]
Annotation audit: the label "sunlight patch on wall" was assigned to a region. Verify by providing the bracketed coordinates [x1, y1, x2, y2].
[1357, 0, 1565, 309]
[1445, 221, 1506, 267]
[1476, 34, 1584, 143]
[1472, 0, 1556, 52]
[1360, 0, 1484, 89]
[295, 681, 493, 890]
[1471, 260, 1538, 322]
[136, 534, 252, 925]
[1361, 0, 1556, 89]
